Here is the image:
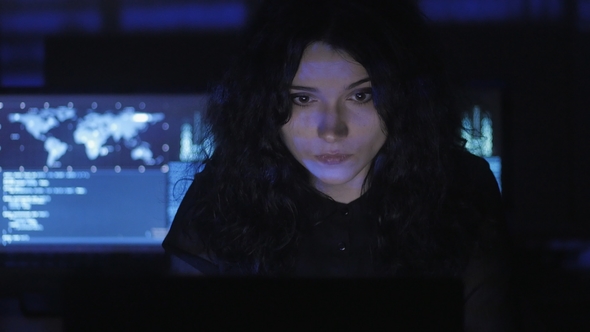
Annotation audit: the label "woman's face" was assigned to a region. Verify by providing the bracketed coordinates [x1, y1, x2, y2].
[280, 42, 387, 203]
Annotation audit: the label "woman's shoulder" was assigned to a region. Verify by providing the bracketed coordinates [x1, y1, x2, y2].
[451, 149, 495, 181]
[162, 177, 204, 254]
[449, 152, 517, 330]
[449, 149, 502, 217]
[162, 164, 220, 274]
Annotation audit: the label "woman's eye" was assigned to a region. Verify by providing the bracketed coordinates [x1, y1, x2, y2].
[351, 91, 372, 103]
[291, 95, 312, 106]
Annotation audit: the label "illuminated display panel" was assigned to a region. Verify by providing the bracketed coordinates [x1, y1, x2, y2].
[0, 94, 206, 252]
[461, 88, 503, 191]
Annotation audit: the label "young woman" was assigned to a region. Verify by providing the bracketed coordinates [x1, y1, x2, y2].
[163, 0, 516, 329]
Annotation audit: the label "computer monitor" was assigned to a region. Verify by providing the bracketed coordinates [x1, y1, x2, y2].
[461, 87, 503, 191]
[0, 94, 206, 253]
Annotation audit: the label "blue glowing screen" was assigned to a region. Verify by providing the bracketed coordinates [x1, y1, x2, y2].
[0, 94, 206, 252]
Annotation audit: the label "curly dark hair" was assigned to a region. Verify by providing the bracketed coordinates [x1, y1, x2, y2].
[188, 0, 480, 275]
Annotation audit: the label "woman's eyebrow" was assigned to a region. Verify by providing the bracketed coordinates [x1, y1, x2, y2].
[346, 78, 371, 90]
[290, 85, 318, 92]
[290, 78, 371, 92]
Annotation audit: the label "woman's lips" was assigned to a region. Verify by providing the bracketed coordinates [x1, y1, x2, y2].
[315, 154, 352, 165]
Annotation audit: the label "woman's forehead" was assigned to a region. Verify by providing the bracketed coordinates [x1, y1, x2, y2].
[293, 42, 368, 85]
[300, 42, 356, 63]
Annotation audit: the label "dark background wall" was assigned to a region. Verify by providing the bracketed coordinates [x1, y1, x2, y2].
[441, 23, 579, 234]
[1, 0, 590, 330]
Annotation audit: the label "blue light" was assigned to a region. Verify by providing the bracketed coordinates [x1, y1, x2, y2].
[0, 9, 101, 34]
[577, 247, 590, 268]
[0, 40, 44, 63]
[419, 0, 562, 22]
[1, 73, 44, 88]
[528, 0, 562, 19]
[121, 3, 247, 31]
[0, 40, 45, 87]
[580, 0, 590, 28]
[420, 0, 521, 22]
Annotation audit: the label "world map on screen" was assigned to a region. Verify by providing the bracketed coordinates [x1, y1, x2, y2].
[7, 106, 165, 167]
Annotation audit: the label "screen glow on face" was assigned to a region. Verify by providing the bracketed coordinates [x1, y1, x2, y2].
[280, 42, 386, 203]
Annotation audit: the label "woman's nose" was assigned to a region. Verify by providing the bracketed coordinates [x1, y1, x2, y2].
[317, 102, 348, 142]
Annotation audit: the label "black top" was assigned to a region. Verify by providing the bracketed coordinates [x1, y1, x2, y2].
[293, 192, 379, 278]
[162, 152, 517, 331]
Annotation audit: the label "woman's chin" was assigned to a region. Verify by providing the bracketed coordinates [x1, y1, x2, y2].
[312, 174, 357, 189]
